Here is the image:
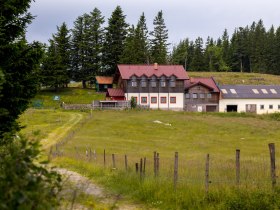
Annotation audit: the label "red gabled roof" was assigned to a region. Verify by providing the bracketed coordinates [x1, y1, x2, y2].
[107, 88, 125, 97]
[96, 76, 113, 84]
[117, 64, 189, 80]
[185, 77, 220, 92]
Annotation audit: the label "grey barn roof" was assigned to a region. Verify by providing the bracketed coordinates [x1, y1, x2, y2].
[220, 85, 280, 99]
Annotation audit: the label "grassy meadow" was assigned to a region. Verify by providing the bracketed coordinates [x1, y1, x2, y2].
[24, 109, 280, 209]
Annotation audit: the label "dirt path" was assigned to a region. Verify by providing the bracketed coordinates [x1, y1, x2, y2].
[41, 112, 83, 149]
[56, 168, 145, 210]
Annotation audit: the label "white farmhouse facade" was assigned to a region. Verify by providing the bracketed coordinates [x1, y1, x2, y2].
[219, 85, 280, 114]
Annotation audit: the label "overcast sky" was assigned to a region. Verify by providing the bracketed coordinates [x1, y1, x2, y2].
[26, 0, 280, 47]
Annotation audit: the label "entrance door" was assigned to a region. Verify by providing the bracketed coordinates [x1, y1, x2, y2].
[246, 104, 257, 113]
[227, 105, 238, 112]
[206, 105, 217, 112]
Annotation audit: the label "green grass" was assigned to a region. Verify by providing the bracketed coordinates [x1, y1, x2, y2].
[188, 71, 280, 85]
[38, 110, 280, 209]
[32, 87, 105, 108]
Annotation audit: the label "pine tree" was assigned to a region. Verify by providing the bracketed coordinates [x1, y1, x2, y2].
[170, 38, 190, 69]
[120, 12, 150, 64]
[70, 9, 104, 88]
[150, 10, 169, 64]
[190, 37, 206, 71]
[41, 39, 67, 91]
[102, 6, 128, 75]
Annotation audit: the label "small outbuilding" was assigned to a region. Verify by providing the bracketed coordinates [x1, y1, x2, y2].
[95, 76, 113, 92]
[106, 88, 125, 101]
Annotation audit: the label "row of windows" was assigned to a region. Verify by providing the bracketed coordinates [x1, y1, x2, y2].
[185, 93, 212, 99]
[131, 80, 176, 88]
[132, 96, 177, 104]
[260, 104, 280, 110]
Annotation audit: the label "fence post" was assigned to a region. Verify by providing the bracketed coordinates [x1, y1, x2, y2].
[125, 155, 128, 171]
[89, 148, 92, 161]
[112, 154, 116, 169]
[174, 152, 178, 190]
[154, 151, 157, 177]
[205, 154, 210, 195]
[236, 149, 240, 186]
[103, 149, 106, 167]
[268, 143, 276, 189]
[156, 153, 160, 176]
[140, 158, 143, 179]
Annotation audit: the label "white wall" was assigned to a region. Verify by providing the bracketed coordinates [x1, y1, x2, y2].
[219, 99, 280, 114]
[126, 93, 184, 110]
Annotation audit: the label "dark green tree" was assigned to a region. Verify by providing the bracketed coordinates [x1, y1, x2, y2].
[102, 6, 128, 75]
[170, 38, 190, 69]
[150, 10, 169, 64]
[41, 39, 67, 91]
[0, 1, 61, 209]
[190, 37, 206, 71]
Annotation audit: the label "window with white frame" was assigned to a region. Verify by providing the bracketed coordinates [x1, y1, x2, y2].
[192, 93, 198, 99]
[169, 76, 176, 87]
[199, 93, 205, 98]
[141, 76, 147, 87]
[131, 76, 137, 87]
[151, 76, 157, 87]
[160, 76, 166, 87]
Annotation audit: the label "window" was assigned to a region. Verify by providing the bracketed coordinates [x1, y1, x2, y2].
[278, 105, 280, 110]
[160, 76, 166, 87]
[131, 81, 137, 87]
[141, 97, 147, 104]
[269, 105, 273, 109]
[151, 97, 157, 104]
[260, 105, 264, 110]
[192, 93, 198, 99]
[230, 89, 237, 94]
[252, 89, 259, 94]
[141, 77, 147, 87]
[185, 93, 190, 99]
[160, 97, 167, 104]
[221, 89, 228, 94]
[271, 89, 277, 94]
[169, 76, 176, 87]
[207, 93, 212, 99]
[161, 81, 166, 87]
[151, 81, 157, 87]
[200, 93, 205, 99]
[170, 97, 176, 103]
[261, 89, 268, 94]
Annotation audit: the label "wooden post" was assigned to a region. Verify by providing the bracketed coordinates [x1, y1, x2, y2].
[174, 152, 178, 189]
[112, 154, 116, 169]
[135, 163, 139, 173]
[268, 143, 276, 188]
[89, 148, 92, 161]
[125, 155, 128, 171]
[236, 149, 240, 186]
[205, 154, 210, 195]
[156, 153, 160, 176]
[140, 158, 143, 179]
[103, 149, 106, 167]
[154, 151, 157, 177]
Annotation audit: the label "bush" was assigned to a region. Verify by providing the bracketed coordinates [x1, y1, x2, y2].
[0, 135, 62, 209]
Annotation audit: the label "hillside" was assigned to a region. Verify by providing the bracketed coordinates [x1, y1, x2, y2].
[188, 72, 280, 85]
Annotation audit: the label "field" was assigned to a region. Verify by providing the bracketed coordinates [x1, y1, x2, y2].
[20, 108, 280, 209]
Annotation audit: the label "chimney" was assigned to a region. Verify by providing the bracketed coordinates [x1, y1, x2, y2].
[154, 63, 158, 70]
[190, 77, 194, 83]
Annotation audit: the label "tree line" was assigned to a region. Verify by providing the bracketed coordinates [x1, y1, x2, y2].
[41, 6, 169, 89]
[172, 19, 280, 74]
[41, 6, 280, 90]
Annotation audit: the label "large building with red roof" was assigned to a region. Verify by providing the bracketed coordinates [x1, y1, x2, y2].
[114, 63, 189, 110]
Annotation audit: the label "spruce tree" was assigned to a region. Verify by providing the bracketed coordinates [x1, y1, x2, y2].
[150, 10, 169, 64]
[102, 6, 128, 75]
[190, 37, 206, 71]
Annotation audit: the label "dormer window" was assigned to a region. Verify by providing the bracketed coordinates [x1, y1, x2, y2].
[131, 76, 137, 87]
[169, 76, 176, 87]
[151, 76, 157, 87]
[141, 76, 147, 87]
[161, 76, 166, 87]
